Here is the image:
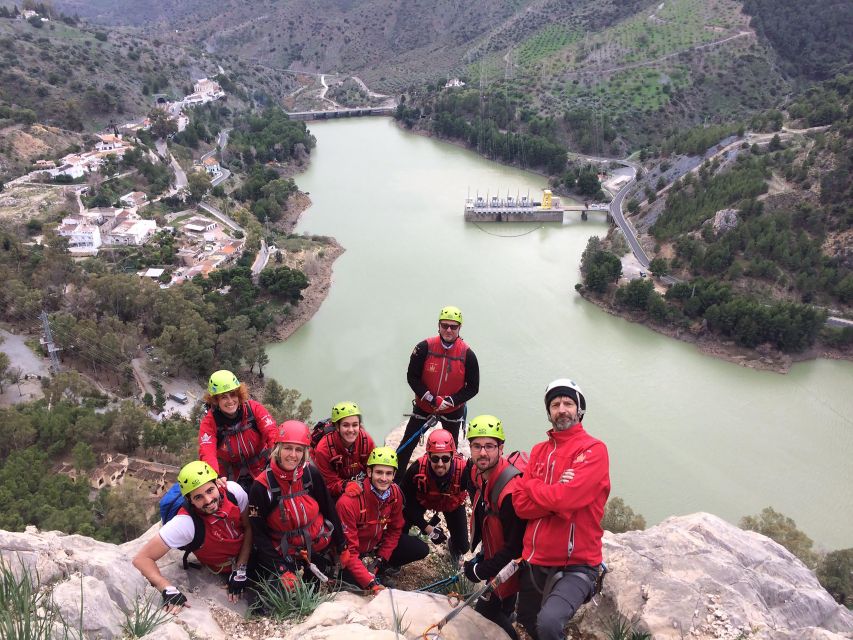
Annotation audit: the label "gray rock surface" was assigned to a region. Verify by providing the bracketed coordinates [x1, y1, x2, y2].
[575, 513, 853, 640]
[2, 512, 851, 639]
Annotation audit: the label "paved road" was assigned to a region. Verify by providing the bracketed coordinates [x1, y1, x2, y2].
[252, 239, 269, 281]
[156, 139, 187, 192]
[198, 201, 240, 231]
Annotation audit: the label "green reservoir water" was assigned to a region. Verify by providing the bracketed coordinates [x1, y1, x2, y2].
[266, 118, 853, 549]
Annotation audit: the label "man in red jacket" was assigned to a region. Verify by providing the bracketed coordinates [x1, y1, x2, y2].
[396, 306, 480, 477]
[513, 378, 610, 640]
[336, 447, 429, 591]
[133, 461, 253, 612]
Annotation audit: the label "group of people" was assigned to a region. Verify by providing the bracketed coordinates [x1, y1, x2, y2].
[132, 306, 611, 640]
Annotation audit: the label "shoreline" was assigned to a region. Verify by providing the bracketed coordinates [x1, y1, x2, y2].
[578, 288, 852, 373]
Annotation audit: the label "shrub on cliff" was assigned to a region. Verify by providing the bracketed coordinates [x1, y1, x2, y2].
[602, 496, 646, 533]
[817, 548, 852, 608]
[740, 506, 818, 568]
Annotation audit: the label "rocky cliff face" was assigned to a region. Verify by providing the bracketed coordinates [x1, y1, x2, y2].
[1, 513, 850, 640]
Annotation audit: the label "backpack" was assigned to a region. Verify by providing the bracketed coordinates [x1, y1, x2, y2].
[486, 451, 529, 514]
[310, 418, 334, 450]
[159, 483, 238, 569]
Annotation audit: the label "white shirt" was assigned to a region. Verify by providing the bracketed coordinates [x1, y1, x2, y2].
[159, 481, 247, 549]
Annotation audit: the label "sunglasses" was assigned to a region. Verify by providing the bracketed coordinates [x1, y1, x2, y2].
[439, 323, 460, 331]
[430, 455, 452, 464]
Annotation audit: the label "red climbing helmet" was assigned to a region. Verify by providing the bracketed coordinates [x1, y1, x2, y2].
[426, 428, 455, 454]
[274, 420, 311, 446]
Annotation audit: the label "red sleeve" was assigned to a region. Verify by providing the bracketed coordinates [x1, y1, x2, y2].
[248, 400, 278, 448]
[335, 495, 374, 588]
[376, 488, 404, 562]
[515, 442, 609, 515]
[313, 440, 345, 498]
[198, 410, 220, 475]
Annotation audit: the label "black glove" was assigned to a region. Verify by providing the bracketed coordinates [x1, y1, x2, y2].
[161, 586, 187, 608]
[428, 526, 448, 545]
[463, 559, 482, 583]
[227, 567, 248, 596]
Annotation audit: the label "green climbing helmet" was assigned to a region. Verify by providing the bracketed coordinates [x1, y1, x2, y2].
[367, 446, 399, 469]
[177, 461, 218, 497]
[332, 401, 361, 424]
[208, 369, 240, 396]
[438, 306, 463, 324]
[466, 414, 505, 442]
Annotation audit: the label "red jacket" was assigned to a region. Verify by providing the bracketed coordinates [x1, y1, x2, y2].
[412, 452, 467, 512]
[413, 336, 469, 414]
[198, 399, 277, 480]
[177, 490, 244, 574]
[471, 457, 521, 598]
[255, 460, 333, 558]
[335, 478, 404, 588]
[312, 428, 376, 498]
[513, 425, 609, 567]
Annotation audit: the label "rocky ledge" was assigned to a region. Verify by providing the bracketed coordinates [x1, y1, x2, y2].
[1, 513, 850, 639]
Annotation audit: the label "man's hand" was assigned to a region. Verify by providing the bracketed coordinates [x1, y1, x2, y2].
[161, 587, 189, 613]
[344, 481, 362, 497]
[421, 391, 435, 405]
[366, 556, 386, 576]
[338, 548, 351, 566]
[428, 526, 448, 545]
[215, 476, 228, 491]
[227, 567, 247, 601]
[463, 559, 481, 583]
[559, 468, 575, 484]
[367, 580, 385, 594]
[437, 396, 454, 412]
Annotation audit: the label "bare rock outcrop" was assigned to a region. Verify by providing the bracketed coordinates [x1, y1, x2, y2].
[575, 513, 853, 639]
[2, 513, 851, 639]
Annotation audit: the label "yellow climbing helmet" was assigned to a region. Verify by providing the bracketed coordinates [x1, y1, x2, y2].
[332, 401, 361, 424]
[177, 461, 218, 497]
[438, 306, 463, 324]
[466, 415, 505, 442]
[366, 446, 398, 469]
[208, 369, 240, 396]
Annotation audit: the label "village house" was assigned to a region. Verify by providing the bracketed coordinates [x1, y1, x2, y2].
[95, 134, 124, 152]
[102, 210, 157, 246]
[119, 191, 149, 208]
[181, 215, 218, 235]
[202, 155, 221, 176]
[57, 217, 102, 254]
[33, 159, 56, 170]
[20, 9, 38, 19]
[193, 78, 223, 95]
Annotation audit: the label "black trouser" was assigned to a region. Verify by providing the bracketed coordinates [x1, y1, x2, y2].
[475, 591, 518, 640]
[340, 534, 429, 587]
[395, 405, 465, 478]
[404, 501, 469, 559]
[516, 564, 596, 640]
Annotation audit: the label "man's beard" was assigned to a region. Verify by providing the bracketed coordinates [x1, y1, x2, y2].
[550, 415, 577, 431]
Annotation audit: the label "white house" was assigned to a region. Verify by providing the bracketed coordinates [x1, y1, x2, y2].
[95, 134, 125, 153]
[50, 163, 85, 180]
[119, 191, 148, 208]
[202, 156, 221, 175]
[445, 78, 466, 88]
[57, 217, 102, 253]
[104, 218, 157, 246]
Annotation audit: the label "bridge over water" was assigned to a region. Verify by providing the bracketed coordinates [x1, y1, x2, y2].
[287, 106, 396, 121]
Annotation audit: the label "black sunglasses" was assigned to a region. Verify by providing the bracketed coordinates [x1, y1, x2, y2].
[430, 455, 452, 464]
[439, 323, 460, 331]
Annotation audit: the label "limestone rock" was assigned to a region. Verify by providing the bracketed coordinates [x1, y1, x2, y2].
[574, 513, 853, 640]
[53, 575, 125, 640]
[712, 208, 739, 233]
[140, 622, 191, 640]
[293, 589, 509, 640]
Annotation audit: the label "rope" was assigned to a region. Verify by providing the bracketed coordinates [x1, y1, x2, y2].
[471, 222, 544, 237]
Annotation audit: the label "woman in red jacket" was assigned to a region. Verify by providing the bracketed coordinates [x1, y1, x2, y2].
[198, 369, 278, 491]
[248, 420, 346, 593]
[312, 401, 376, 499]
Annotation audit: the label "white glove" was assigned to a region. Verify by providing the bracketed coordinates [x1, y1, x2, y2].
[438, 397, 454, 411]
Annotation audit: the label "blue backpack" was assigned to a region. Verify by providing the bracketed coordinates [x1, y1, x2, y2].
[159, 483, 186, 524]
